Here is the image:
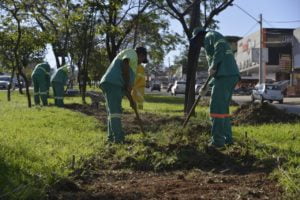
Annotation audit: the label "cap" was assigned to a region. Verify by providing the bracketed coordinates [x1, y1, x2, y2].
[135, 46, 148, 63]
[190, 26, 206, 41]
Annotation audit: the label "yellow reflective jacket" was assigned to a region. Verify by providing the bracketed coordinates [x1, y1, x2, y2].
[131, 64, 145, 109]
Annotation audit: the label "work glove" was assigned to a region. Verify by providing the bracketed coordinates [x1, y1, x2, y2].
[208, 66, 216, 76]
[199, 85, 208, 96]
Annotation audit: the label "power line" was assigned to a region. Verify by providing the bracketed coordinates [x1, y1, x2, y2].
[262, 18, 275, 28]
[265, 20, 300, 23]
[232, 3, 259, 23]
[243, 22, 259, 37]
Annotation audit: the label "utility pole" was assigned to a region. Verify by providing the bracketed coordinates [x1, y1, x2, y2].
[233, 4, 265, 84]
[259, 13, 264, 84]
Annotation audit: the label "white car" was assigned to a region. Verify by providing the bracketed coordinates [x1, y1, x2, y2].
[171, 81, 186, 95]
[0, 76, 13, 89]
[251, 83, 284, 104]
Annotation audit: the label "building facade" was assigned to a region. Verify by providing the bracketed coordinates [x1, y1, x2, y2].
[236, 28, 300, 84]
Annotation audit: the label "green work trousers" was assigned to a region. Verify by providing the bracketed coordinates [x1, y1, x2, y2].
[100, 82, 124, 143]
[52, 82, 65, 107]
[210, 75, 239, 147]
[32, 74, 48, 106]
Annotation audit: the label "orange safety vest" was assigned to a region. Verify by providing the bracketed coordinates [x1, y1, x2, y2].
[131, 64, 145, 109]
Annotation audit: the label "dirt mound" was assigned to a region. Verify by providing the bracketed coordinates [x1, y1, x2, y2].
[232, 103, 300, 125]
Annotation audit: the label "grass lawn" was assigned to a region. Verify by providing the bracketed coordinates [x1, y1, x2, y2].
[0, 91, 299, 199]
[0, 91, 104, 199]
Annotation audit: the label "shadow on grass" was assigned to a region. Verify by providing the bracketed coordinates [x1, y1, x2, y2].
[0, 153, 42, 200]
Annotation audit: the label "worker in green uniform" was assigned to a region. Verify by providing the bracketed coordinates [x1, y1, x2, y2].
[191, 27, 240, 149]
[51, 65, 70, 107]
[99, 47, 148, 143]
[31, 62, 51, 106]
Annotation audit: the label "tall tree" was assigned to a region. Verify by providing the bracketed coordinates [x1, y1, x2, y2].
[92, 0, 181, 87]
[0, 0, 46, 107]
[150, 0, 234, 115]
[94, 0, 150, 62]
[67, 1, 98, 103]
[29, 0, 74, 68]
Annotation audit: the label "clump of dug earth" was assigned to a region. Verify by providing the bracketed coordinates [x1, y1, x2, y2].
[232, 102, 300, 125]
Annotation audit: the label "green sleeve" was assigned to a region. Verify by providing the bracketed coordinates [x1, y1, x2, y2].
[210, 42, 226, 69]
[46, 74, 50, 89]
[63, 72, 68, 85]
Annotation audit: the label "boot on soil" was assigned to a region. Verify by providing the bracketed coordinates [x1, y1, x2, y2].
[206, 142, 226, 152]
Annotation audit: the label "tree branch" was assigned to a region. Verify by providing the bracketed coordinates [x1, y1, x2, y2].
[204, 0, 234, 29]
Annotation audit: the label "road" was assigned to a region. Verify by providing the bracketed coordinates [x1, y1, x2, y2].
[147, 88, 300, 116]
[3, 87, 300, 115]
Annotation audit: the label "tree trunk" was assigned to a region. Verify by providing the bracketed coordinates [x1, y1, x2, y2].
[7, 67, 16, 102]
[19, 70, 32, 108]
[184, 0, 201, 115]
[16, 73, 24, 94]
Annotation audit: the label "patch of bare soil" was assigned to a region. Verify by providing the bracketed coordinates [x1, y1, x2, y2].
[53, 103, 283, 200]
[232, 102, 300, 125]
[48, 168, 282, 200]
[64, 103, 185, 134]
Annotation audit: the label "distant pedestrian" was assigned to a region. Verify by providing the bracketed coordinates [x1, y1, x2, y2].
[99, 47, 148, 143]
[51, 65, 70, 107]
[191, 27, 240, 149]
[31, 62, 51, 106]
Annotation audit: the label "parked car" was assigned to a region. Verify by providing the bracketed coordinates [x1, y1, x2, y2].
[273, 80, 290, 96]
[251, 83, 284, 104]
[14, 77, 24, 88]
[150, 83, 161, 92]
[233, 87, 253, 95]
[0, 76, 14, 90]
[171, 81, 186, 95]
[160, 82, 168, 90]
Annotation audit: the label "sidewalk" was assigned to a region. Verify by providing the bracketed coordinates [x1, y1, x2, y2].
[232, 95, 300, 105]
[282, 97, 300, 105]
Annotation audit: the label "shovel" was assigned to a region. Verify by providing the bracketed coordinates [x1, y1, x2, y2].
[183, 76, 212, 128]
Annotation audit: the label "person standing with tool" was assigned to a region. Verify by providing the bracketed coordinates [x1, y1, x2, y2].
[31, 62, 51, 106]
[99, 47, 148, 143]
[51, 65, 70, 107]
[191, 27, 240, 149]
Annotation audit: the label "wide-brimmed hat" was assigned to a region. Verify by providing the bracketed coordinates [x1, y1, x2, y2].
[135, 46, 148, 63]
[190, 26, 206, 41]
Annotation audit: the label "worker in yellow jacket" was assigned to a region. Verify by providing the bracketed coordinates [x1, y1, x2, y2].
[131, 64, 146, 109]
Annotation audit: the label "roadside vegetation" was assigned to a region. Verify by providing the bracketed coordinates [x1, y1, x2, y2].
[0, 91, 299, 199]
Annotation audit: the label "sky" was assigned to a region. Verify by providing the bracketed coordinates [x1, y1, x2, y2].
[46, 0, 300, 68]
[166, 0, 300, 66]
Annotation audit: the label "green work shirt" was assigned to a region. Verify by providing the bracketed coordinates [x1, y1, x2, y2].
[204, 31, 240, 77]
[31, 62, 51, 87]
[100, 49, 137, 87]
[51, 65, 68, 85]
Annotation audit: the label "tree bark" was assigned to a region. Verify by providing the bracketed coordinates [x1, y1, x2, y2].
[184, 0, 201, 115]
